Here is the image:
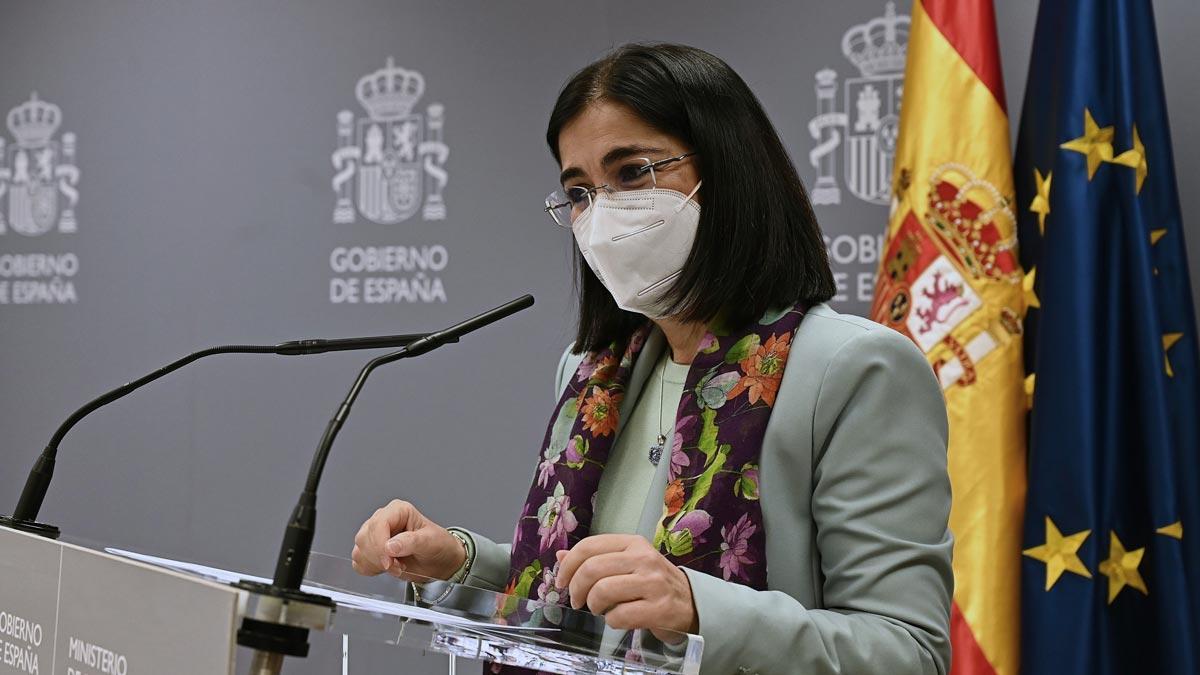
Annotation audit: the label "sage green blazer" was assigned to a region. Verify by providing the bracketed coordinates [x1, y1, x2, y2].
[460, 303, 953, 675]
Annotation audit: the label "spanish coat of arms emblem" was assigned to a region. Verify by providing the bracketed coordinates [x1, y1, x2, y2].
[332, 58, 449, 225]
[808, 2, 909, 206]
[871, 163, 1022, 389]
[0, 93, 80, 237]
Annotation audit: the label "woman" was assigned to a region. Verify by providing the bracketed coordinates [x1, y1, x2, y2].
[352, 43, 953, 675]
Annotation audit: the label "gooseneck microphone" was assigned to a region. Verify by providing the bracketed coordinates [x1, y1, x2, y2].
[0, 332, 448, 539]
[234, 294, 535, 674]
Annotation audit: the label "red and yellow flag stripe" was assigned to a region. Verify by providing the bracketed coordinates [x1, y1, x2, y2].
[871, 2, 1026, 674]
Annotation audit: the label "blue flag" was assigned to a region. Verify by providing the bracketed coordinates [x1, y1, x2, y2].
[1015, 0, 1200, 672]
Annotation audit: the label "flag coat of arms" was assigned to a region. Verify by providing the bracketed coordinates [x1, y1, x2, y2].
[1015, 0, 1200, 672]
[870, 2, 1026, 674]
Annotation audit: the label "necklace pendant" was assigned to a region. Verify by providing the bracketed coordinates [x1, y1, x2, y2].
[649, 435, 667, 466]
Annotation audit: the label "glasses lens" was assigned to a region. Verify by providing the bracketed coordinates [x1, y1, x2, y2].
[615, 159, 656, 190]
[545, 190, 574, 228]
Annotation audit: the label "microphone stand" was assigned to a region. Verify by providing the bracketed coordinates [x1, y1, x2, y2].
[233, 295, 534, 674]
[232, 347, 421, 674]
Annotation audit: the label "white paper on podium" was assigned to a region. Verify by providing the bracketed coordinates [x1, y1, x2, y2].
[105, 548, 555, 633]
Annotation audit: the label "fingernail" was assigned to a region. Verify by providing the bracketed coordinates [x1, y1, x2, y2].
[380, 556, 390, 570]
[384, 540, 400, 556]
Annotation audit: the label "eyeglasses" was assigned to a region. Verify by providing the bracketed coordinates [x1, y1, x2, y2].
[544, 152, 697, 228]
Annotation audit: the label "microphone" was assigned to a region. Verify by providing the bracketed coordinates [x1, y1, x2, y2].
[401, 293, 537, 357]
[274, 333, 453, 355]
[233, 294, 534, 673]
[0, 332, 447, 539]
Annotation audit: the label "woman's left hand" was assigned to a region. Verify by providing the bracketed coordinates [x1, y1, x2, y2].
[554, 533, 698, 642]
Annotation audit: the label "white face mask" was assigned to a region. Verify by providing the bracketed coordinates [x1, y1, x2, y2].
[572, 182, 702, 318]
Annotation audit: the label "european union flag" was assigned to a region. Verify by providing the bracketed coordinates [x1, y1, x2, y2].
[1015, 0, 1200, 672]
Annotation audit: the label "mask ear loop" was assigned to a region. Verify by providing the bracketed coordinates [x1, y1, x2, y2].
[673, 180, 703, 213]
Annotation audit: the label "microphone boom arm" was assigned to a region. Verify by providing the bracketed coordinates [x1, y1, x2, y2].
[3, 333, 438, 537]
[10, 344, 280, 531]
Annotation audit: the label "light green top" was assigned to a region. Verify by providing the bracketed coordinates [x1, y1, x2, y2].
[445, 351, 686, 581]
[590, 352, 689, 534]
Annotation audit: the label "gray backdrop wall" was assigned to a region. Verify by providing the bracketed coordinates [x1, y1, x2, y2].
[1, 1, 1197, 672]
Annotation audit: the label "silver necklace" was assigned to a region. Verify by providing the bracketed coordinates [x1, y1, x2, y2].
[649, 357, 671, 466]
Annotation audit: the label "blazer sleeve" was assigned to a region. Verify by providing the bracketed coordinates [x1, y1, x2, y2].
[681, 327, 954, 675]
[454, 344, 581, 592]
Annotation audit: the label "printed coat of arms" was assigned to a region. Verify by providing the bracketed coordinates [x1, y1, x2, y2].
[332, 58, 449, 225]
[808, 2, 909, 206]
[0, 92, 79, 236]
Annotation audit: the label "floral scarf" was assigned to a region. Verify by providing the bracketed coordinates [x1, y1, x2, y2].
[497, 305, 806, 666]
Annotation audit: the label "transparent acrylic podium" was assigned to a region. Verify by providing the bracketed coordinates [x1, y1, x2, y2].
[298, 553, 703, 675]
[104, 544, 704, 675]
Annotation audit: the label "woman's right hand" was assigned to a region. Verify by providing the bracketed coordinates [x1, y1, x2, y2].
[351, 499, 466, 581]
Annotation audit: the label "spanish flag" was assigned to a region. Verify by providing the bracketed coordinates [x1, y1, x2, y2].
[869, 2, 1026, 675]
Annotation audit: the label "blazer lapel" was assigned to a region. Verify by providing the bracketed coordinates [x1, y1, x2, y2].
[613, 328, 676, 541]
[589, 326, 675, 542]
[612, 326, 667, 448]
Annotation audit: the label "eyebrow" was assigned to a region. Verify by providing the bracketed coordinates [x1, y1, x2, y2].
[558, 145, 667, 186]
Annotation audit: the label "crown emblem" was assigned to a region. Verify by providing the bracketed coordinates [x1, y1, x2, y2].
[925, 163, 1020, 283]
[842, 2, 910, 77]
[7, 92, 62, 148]
[356, 58, 425, 121]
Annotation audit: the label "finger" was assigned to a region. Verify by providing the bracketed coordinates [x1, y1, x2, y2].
[352, 540, 386, 577]
[352, 501, 419, 575]
[367, 501, 418, 569]
[354, 520, 370, 548]
[353, 554, 386, 577]
[583, 573, 653, 617]
[556, 534, 642, 589]
[602, 598, 662, 631]
[384, 527, 434, 558]
[380, 499, 420, 532]
[565, 551, 639, 609]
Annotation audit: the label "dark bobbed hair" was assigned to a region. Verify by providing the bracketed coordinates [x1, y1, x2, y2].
[547, 43, 836, 353]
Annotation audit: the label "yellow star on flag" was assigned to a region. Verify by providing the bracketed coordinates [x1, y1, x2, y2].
[1164, 332, 1184, 377]
[1151, 230, 1168, 275]
[1060, 108, 1114, 180]
[1024, 267, 1040, 309]
[1030, 168, 1052, 234]
[1109, 125, 1149, 194]
[1024, 516, 1093, 590]
[1157, 521, 1183, 539]
[1098, 531, 1148, 604]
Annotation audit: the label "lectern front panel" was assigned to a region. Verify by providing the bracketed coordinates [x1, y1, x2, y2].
[0, 527, 240, 675]
[0, 529, 59, 675]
